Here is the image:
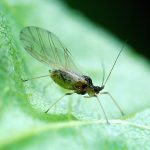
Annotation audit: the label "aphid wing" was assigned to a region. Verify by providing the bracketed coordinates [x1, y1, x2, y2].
[20, 26, 78, 70]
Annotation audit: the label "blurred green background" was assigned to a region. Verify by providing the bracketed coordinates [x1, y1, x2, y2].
[64, 0, 150, 60]
[0, 0, 150, 150]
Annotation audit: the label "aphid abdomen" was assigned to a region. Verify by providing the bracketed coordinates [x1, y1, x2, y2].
[50, 69, 89, 95]
[50, 70, 77, 90]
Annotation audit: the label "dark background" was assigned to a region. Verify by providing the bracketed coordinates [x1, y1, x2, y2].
[64, 0, 150, 60]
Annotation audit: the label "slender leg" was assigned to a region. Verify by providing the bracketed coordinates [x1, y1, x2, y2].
[101, 91, 125, 116]
[21, 75, 50, 82]
[45, 92, 74, 113]
[95, 96, 109, 124]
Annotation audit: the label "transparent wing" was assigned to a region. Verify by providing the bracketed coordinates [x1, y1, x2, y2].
[20, 26, 78, 71]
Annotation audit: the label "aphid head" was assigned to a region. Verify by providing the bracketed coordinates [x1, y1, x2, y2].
[86, 85, 104, 97]
[93, 85, 104, 94]
[83, 75, 104, 96]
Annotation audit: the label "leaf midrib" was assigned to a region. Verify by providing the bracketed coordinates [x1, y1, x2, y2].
[0, 119, 150, 148]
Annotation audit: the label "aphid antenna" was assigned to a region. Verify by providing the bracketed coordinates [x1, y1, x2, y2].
[21, 75, 50, 82]
[97, 42, 127, 120]
[100, 59, 105, 87]
[103, 41, 127, 87]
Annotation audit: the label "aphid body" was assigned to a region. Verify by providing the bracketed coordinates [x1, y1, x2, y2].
[50, 69, 102, 96]
[20, 26, 124, 123]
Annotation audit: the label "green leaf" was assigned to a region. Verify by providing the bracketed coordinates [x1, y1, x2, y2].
[0, 0, 150, 150]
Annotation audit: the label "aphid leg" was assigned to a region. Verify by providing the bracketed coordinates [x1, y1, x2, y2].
[95, 96, 109, 124]
[21, 75, 50, 82]
[84, 95, 109, 123]
[45, 92, 74, 113]
[101, 92, 125, 116]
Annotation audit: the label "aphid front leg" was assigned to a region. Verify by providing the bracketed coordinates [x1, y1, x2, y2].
[101, 92, 125, 116]
[45, 92, 74, 113]
[95, 96, 109, 124]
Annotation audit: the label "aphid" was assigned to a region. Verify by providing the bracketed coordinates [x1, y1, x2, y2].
[20, 26, 124, 123]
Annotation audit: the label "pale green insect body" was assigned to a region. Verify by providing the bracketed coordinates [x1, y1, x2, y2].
[20, 26, 124, 121]
[50, 69, 99, 96]
[50, 69, 83, 90]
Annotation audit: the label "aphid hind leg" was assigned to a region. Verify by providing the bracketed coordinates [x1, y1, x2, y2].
[101, 92, 125, 116]
[45, 92, 74, 113]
